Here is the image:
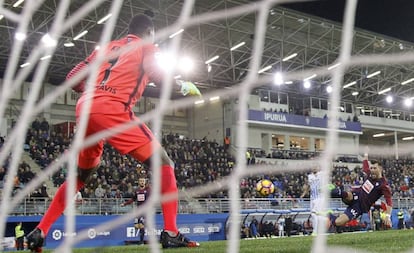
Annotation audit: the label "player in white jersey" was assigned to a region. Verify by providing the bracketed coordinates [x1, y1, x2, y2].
[301, 166, 324, 236]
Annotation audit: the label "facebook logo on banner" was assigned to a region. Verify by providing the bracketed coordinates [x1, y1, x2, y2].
[39, 214, 228, 248]
[126, 227, 136, 238]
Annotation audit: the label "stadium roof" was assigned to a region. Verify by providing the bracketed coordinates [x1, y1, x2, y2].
[285, 0, 414, 44]
[1, 0, 414, 111]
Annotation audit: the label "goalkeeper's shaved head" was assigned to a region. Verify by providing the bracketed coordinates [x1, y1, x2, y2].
[128, 14, 154, 38]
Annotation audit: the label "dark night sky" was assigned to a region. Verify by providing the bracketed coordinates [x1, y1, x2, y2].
[283, 0, 414, 43]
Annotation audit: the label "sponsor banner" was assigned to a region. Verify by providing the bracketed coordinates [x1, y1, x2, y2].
[248, 110, 362, 133]
[50, 228, 111, 241]
[27, 214, 228, 249]
[1, 237, 16, 249]
[125, 223, 222, 239]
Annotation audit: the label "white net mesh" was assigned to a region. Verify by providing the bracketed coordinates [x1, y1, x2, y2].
[0, 0, 412, 252]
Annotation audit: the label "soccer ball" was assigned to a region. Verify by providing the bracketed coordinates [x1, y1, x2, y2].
[256, 179, 275, 196]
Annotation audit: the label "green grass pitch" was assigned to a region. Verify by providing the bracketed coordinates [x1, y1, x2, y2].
[39, 230, 414, 253]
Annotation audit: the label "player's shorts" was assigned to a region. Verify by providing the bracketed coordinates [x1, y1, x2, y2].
[310, 198, 324, 214]
[343, 192, 363, 220]
[75, 110, 159, 168]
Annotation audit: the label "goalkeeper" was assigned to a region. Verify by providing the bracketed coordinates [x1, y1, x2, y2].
[27, 14, 200, 252]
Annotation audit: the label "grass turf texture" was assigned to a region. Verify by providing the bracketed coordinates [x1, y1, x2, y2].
[41, 230, 413, 253]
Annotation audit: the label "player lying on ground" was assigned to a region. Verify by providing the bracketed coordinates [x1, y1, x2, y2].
[329, 154, 392, 229]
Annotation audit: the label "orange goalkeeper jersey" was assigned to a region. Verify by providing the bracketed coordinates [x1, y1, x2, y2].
[68, 34, 162, 113]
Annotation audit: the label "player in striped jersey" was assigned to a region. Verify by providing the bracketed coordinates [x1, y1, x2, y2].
[301, 166, 325, 235]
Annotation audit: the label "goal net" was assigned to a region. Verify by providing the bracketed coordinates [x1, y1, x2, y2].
[0, 0, 410, 252]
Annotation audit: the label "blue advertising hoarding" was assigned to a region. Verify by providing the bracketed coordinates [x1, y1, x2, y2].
[248, 110, 362, 133]
[7, 214, 227, 249]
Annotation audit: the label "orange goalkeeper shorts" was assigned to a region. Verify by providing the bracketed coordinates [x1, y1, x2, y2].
[76, 111, 159, 168]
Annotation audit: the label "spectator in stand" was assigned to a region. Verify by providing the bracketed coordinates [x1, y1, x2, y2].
[118, 179, 129, 193]
[0, 166, 5, 186]
[23, 119, 414, 204]
[53, 173, 65, 187]
[80, 187, 93, 199]
[23, 165, 35, 184]
[39, 184, 49, 199]
[113, 189, 124, 199]
[13, 175, 21, 193]
[40, 118, 49, 133]
[94, 184, 106, 199]
[353, 114, 359, 122]
[74, 191, 84, 210]
[31, 118, 41, 131]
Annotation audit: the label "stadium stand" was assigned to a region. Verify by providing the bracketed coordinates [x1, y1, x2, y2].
[0, 120, 408, 223]
[20, 121, 414, 204]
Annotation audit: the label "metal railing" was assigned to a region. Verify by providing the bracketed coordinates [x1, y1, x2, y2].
[7, 197, 414, 216]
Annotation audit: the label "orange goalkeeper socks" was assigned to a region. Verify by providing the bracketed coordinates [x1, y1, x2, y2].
[160, 165, 179, 233]
[37, 179, 85, 235]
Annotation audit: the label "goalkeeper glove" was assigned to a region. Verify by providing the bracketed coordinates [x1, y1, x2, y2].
[177, 80, 201, 96]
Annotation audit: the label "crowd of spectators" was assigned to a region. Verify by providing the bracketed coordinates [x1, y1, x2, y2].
[0, 152, 48, 202]
[1, 118, 409, 205]
[247, 147, 321, 161]
[26, 118, 71, 171]
[247, 148, 360, 162]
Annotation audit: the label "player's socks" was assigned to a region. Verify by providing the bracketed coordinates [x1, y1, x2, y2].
[161, 165, 179, 233]
[37, 179, 85, 235]
[311, 213, 318, 235]
[328, 213, 337, 227]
